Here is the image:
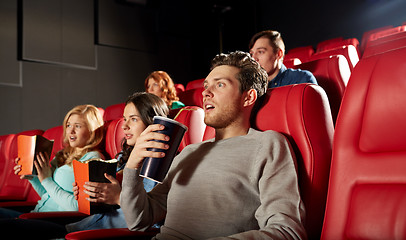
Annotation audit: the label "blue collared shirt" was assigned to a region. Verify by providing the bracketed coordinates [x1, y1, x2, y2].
[268, 64, 317, 88]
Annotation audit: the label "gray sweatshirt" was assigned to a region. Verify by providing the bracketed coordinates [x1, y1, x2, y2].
[121, 128, 307, 239]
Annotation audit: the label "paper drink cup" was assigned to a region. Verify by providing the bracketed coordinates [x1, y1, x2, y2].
[139, 116, 187, 183]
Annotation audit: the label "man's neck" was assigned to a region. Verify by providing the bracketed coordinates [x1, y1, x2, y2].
[267, 67, 280, 82]
[214, 118, 251, 141]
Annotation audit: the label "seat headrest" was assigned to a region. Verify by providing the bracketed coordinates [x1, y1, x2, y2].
[103, 103, 125, 122]
[177, 87, 204, 108]
[105, 118, 124, 159]
[351, 46, 406, 152]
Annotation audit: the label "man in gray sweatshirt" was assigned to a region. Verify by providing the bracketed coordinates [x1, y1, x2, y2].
[120, 51, 307, 239]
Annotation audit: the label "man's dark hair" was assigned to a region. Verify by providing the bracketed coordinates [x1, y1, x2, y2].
[210, 51, 268, 97]
[249, 30, 285, 56]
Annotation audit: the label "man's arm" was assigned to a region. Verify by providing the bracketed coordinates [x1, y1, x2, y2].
[120, 168, 167, 231]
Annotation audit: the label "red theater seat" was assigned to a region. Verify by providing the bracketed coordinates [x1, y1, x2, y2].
[283, 58, 302, 68]
[363, 34, 406, 58]
[103, 103, 125, 122]
[42, 125, 64, 160]
[367, 25, 406, 42]
[317, 37, 360, 57]
[0, 129, 44, 211]
[310, 45, 359, 70]
[0, 134, 16, 198]
[185, 78, 204, 90]
[360, 25, 393, 54]
[321, 38, 406, 240]
[284, 45, 315, 64]
[174, 83, 185, 95]
[316, 37, 344, 50]
[293, 55, 351, 124]
[104, 118, 124, 159]
[177, 87, 204, 108]
[172, 106, 208, 152]
[253, 84, 334, 239]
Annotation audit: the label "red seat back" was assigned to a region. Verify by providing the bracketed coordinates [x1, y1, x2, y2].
[363, 34, 406, 58]
[284, 45, 315, 63]
[367, 25, 406, 43]
[103, 103, 125, 122]
[321, 40, 406, 240]
[104, 118, 125, 159]
[172, 106, 208, 152]
[360, 25, 393, 54]
[253, 84, 334, 239]
[174, 83, 185, 95]
[177, 87, 204, 108]
[0, 134, 16, 199]
[42, 125, 64, 160]
[293, 55, 351, 124]
[185, 78, 204, 90]
[283, 58, 302, 68]
[317, 38, 360, 58]
[0, 129, 44, 201]
[316, 37, 344, 50]
[310, 45, 359, 70]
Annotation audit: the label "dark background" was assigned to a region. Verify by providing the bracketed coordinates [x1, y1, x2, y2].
[0, 0, 405, 135]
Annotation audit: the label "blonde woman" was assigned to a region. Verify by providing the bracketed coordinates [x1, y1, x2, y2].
[1, 105, 105, 219]
[145, 71, 185, 109]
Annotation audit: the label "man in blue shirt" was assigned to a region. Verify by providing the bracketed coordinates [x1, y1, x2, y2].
[249, 30, 317, 88]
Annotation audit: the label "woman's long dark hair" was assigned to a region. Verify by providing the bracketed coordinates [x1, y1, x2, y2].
[118, 92, 169, 168]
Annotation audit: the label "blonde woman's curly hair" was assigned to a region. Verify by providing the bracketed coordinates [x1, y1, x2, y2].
[55, 104, 104, 167]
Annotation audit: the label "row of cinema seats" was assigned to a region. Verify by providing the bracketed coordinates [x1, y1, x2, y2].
[68, 24, 406, 239]
[0, 24, 405, 239]
[0, 103, 216, 210]
[66, 83, 336, 239]
[283, 23, 406, 69]
[0, 82, 335, 239]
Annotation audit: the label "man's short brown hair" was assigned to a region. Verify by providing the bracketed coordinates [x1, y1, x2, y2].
[249, 30, 285, 56]
[210, 51, 268, 97]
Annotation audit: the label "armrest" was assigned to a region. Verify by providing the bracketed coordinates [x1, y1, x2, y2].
[65, 228, 159, 240]
[0, 201, 37, 213]
[19, 211, 88, 225]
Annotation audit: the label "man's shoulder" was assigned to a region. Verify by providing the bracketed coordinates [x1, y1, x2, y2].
[286, 67, 315, 78]
[248, 128, 287, 142]
[284, 67, 317, 84]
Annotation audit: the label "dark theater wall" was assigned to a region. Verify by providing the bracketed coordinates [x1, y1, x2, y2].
[0, 0, 192, 135]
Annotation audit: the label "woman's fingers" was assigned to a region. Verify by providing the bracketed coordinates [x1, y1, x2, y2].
[14, 164, 21, 172]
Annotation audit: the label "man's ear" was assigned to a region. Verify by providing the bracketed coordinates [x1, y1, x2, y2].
[243, 89, 257, 107]
[277, 48, 284, 61]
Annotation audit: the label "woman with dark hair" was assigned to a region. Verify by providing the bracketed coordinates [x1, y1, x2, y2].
[66, 92, 169, 233]
[145, 71, 185, 109]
